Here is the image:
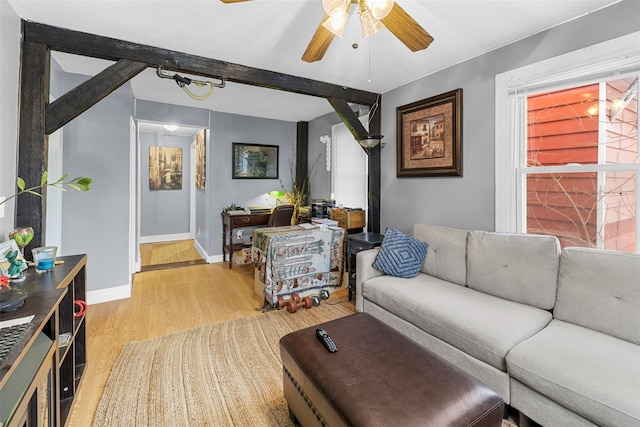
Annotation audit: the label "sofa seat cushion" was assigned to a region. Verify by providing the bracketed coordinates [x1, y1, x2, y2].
[362, 274, 552, 371]
[507, 320, 640, 426]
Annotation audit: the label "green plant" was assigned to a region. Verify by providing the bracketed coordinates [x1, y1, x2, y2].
[1, 172, 92, 206]
[280, 155, 320, 223]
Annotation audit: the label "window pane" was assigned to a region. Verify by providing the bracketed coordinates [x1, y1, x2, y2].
[526, 171, 636, 251]
[527, 84, 600, 167]
[603, 170, 637, 252]
[527, 172, 598, 248]
[527, 77, 638, 167]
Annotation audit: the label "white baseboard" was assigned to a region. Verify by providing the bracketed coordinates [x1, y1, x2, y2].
[208, 254, 224, 263]
[140, 233, 193, 244]
[87, 284, 131, 305]
[194, 238, 208, 260]
[194, 238, 223, 264]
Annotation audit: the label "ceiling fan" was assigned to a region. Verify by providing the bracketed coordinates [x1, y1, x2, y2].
[220, 0, 434, 63]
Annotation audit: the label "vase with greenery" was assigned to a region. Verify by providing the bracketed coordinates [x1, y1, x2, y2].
[1, 172, 91, 279]
[1, 172, 91, 263]
[280, 155, 320, 224]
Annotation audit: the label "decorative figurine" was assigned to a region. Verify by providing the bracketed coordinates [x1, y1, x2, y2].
[5, 249, 26, 283]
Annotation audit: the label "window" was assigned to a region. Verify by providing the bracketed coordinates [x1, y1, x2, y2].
[331, 121, 368, 214]
[496, 32, 640, 253]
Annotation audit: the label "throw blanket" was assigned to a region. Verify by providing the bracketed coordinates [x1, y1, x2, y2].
[252, 225, 345, 305]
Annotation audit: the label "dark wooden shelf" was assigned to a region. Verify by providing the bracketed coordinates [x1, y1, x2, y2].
[0, 254, 87, 426]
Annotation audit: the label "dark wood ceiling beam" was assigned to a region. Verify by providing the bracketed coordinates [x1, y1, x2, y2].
[327, 97, 369, 141]
[46, 59, 147, 134]
[23, 21, 379, 106]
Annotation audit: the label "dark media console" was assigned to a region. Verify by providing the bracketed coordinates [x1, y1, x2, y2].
[0, 255, 87, 426]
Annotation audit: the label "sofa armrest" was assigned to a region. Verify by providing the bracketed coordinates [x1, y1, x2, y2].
[355, 248, 385, 312]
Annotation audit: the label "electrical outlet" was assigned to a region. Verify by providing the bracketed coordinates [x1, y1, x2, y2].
[236, 228, 243, 240]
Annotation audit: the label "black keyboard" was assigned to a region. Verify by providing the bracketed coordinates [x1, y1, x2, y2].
[0, 323, 30, 364]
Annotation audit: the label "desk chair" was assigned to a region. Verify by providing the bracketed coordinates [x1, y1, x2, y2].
[268, 204, 295, 227]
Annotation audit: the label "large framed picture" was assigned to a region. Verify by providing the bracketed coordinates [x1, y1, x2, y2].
[232, 143, 279, 179]
[397, 88, 462, 177]
[149, 146, 183, 190]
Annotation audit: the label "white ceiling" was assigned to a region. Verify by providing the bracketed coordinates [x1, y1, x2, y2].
[9, 0, 620, 123]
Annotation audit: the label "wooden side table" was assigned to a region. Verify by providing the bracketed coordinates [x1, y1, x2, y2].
[346, 232, 384, 301]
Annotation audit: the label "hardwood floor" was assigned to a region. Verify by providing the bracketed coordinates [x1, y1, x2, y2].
[139, 239, 207, 271]
[66, 241, 267, 426]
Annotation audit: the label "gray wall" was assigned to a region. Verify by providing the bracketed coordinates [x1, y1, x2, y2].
[136, 100, 210, 127]
[140, 132, 192, 237]
[0, 1, 20, 240]
[57, 73, 134, 292]
[375, 1, 640, 236]
[206, 111, 296, 256]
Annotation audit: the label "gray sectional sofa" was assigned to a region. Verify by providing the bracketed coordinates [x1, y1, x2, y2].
[355, 224, 640, 427]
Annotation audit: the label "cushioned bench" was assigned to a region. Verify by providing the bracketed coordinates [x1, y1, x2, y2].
[279, 313, 504, 427]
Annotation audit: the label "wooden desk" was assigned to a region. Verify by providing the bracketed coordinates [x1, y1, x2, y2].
[221, 211, 271, 269]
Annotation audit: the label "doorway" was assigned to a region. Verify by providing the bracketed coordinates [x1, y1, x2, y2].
[135, 120, 207, 272]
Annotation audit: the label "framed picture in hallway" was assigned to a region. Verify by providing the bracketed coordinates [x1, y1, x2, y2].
[149, 146, 183, 190]
[195, 129, 206, 189]
[232, 143, 279, 179]
[397, 88, 463, 177]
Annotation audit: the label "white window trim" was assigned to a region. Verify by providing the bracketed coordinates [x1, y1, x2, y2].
[495, 31, 640, 233]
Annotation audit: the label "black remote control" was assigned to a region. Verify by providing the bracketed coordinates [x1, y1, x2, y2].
[315, 328, 338, 353]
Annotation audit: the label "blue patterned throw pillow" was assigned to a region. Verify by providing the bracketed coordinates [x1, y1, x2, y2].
[373, 228, 428, 278]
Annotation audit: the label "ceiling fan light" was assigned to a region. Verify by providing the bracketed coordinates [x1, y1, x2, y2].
[322, 10, 349, 37]
[365, 0, 394, 20]
[359, 9, 384, 38]
[322, 0, 349, 16]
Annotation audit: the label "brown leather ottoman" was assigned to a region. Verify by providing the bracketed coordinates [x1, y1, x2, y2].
[279, 313, 504, 427]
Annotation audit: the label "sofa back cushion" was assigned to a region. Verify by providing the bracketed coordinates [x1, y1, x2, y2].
[412, 224, 468, 286]
[555, 247, 640, 345]
[467, 231, 560, 309]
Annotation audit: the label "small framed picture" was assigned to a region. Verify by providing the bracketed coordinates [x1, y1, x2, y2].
[232, 143, 279, 179]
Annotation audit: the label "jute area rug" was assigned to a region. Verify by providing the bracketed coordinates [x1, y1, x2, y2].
[93, 299, 355, 426]
[94, 298, 518, 427]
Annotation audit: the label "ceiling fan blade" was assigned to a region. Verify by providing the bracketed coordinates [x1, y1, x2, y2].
[302, 15, 336, 63]
[220, 0, 252, 3]
[381, 3, 434, 52]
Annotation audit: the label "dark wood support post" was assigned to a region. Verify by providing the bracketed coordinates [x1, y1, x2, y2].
[367, 98, 382, 233]
[16, 39, 50, 256]
[296, 121, 309, 203]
